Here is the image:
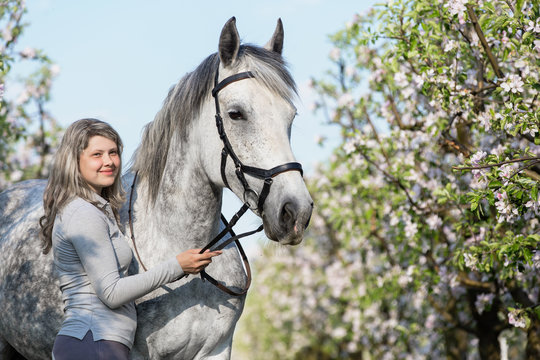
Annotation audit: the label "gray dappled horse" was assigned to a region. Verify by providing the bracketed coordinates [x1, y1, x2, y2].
[0, 18, 313, 359]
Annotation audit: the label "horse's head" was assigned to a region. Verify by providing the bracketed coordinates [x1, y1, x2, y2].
[200, 17, 313, 245]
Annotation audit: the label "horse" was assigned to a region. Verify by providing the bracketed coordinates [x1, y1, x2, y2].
[0, 17, 313, 359]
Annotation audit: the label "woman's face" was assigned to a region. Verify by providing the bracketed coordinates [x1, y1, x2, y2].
[79, 135, 120, 194]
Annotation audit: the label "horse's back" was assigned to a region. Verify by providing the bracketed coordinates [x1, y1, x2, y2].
[0, 180, 62, 360]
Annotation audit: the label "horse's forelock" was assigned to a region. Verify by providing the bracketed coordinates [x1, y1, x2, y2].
[130, 45, 296, 204]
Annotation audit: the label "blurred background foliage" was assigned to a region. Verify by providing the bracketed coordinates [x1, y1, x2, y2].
[0, 0, 61, 190]
[235, 1, 540, 359]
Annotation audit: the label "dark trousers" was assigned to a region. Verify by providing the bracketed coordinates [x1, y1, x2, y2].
[52, 330, 129, 360]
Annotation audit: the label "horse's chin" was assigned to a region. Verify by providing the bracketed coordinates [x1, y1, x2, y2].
[262, 218, 306, 246]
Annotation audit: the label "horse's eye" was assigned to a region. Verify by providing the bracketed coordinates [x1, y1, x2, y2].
[228, 110, 244, 120]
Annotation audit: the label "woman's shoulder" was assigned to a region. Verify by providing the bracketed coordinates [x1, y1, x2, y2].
[60, 196, 107, 224]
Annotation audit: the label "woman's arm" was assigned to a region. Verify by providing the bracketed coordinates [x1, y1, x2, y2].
[65, 207, 183, 309]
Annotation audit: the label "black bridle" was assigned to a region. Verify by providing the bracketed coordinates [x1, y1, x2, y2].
[128, 64, 303, 296]
[211, 68, 303, 213]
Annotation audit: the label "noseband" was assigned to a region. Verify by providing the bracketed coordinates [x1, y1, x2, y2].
[128, 64, 303, 296]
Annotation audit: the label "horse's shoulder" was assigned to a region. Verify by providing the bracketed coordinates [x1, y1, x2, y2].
[0, 180, 46, 217]
[0, 179, 46, 196]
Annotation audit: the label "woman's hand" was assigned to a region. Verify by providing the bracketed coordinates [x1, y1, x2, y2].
[176, 249, 222, 274]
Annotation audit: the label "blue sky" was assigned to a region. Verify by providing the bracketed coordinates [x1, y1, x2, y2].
[20, 0, 376, 252]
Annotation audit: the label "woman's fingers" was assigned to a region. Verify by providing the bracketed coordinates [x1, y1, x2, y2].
[176, 249, 223, 274]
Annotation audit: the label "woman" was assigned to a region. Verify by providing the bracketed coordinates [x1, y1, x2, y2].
[39, 118, 221, 360]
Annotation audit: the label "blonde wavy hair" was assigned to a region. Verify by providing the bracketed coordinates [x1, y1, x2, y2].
[39, 118, 125, 254]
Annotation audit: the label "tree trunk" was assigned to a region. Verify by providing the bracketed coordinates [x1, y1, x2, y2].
[526, 318, 540, 360]
[444, 327, 468, 360]
[477, 330, 500, 360]
[469, 290, 501, 360]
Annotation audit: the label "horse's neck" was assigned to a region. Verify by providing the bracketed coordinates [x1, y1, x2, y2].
[130, 153, 222, 267]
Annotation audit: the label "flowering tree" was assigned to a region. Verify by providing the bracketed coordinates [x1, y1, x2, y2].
[236, 1, 540, 359]
[0, 0, 61, 190]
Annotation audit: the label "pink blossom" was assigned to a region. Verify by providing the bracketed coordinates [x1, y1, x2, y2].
[495, 191, 519, 223]
[508, 309, 527, 328]
[425, 314, 437, 329]
[499, 163, 513, 182]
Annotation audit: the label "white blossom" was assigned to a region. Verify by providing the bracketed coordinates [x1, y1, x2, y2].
[329, 47, 341, 61]
[50, 64, 61, 77]
[534, 40, 540, 53]
[404, 221, 418, 238]
[526, 20, 540, 33]
[444, 0, 468, 17]
[394, 71, 408, 87]
[20, 47, 37, 58]
[343, 138, 357, 155]
[476, 111, 491, 131]
[475, 293, 495, 314]
[426, 214, 442, 230]
[444, 40, 459, 52]
[500, 74, 524, 94]
[331, 326, 348, 339]
[533, 251, 540, 270]
[463, 252, 478, 271]
[337, 93, 355, 108]
[470, 150, 487, 165]
[524, 194, 540, 215]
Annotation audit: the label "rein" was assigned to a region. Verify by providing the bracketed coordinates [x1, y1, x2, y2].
[127, 63, 303, 297]
[128, 172, 253, 296]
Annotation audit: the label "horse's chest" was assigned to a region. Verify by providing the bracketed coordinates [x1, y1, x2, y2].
[136, 293, 244, 359]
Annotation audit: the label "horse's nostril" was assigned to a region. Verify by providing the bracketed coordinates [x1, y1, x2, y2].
[304, 213, 312, 229]
[280, 202, 296, 230]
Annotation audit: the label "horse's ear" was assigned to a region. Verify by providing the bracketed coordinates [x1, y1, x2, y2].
[264, 18, 284, 55]
[219, 17, 240, 67]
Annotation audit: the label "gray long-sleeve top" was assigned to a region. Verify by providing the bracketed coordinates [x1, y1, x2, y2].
[52, 195, 184, 349]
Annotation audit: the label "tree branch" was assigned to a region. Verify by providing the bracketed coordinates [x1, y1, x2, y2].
[453, 157, 540, 171]
[386, 94, 405, 129]
[466, 5, 504, 78]
[459, 273, 496, 292]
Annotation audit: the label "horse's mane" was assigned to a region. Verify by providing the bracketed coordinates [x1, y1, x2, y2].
[130, 45, 297, 204]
